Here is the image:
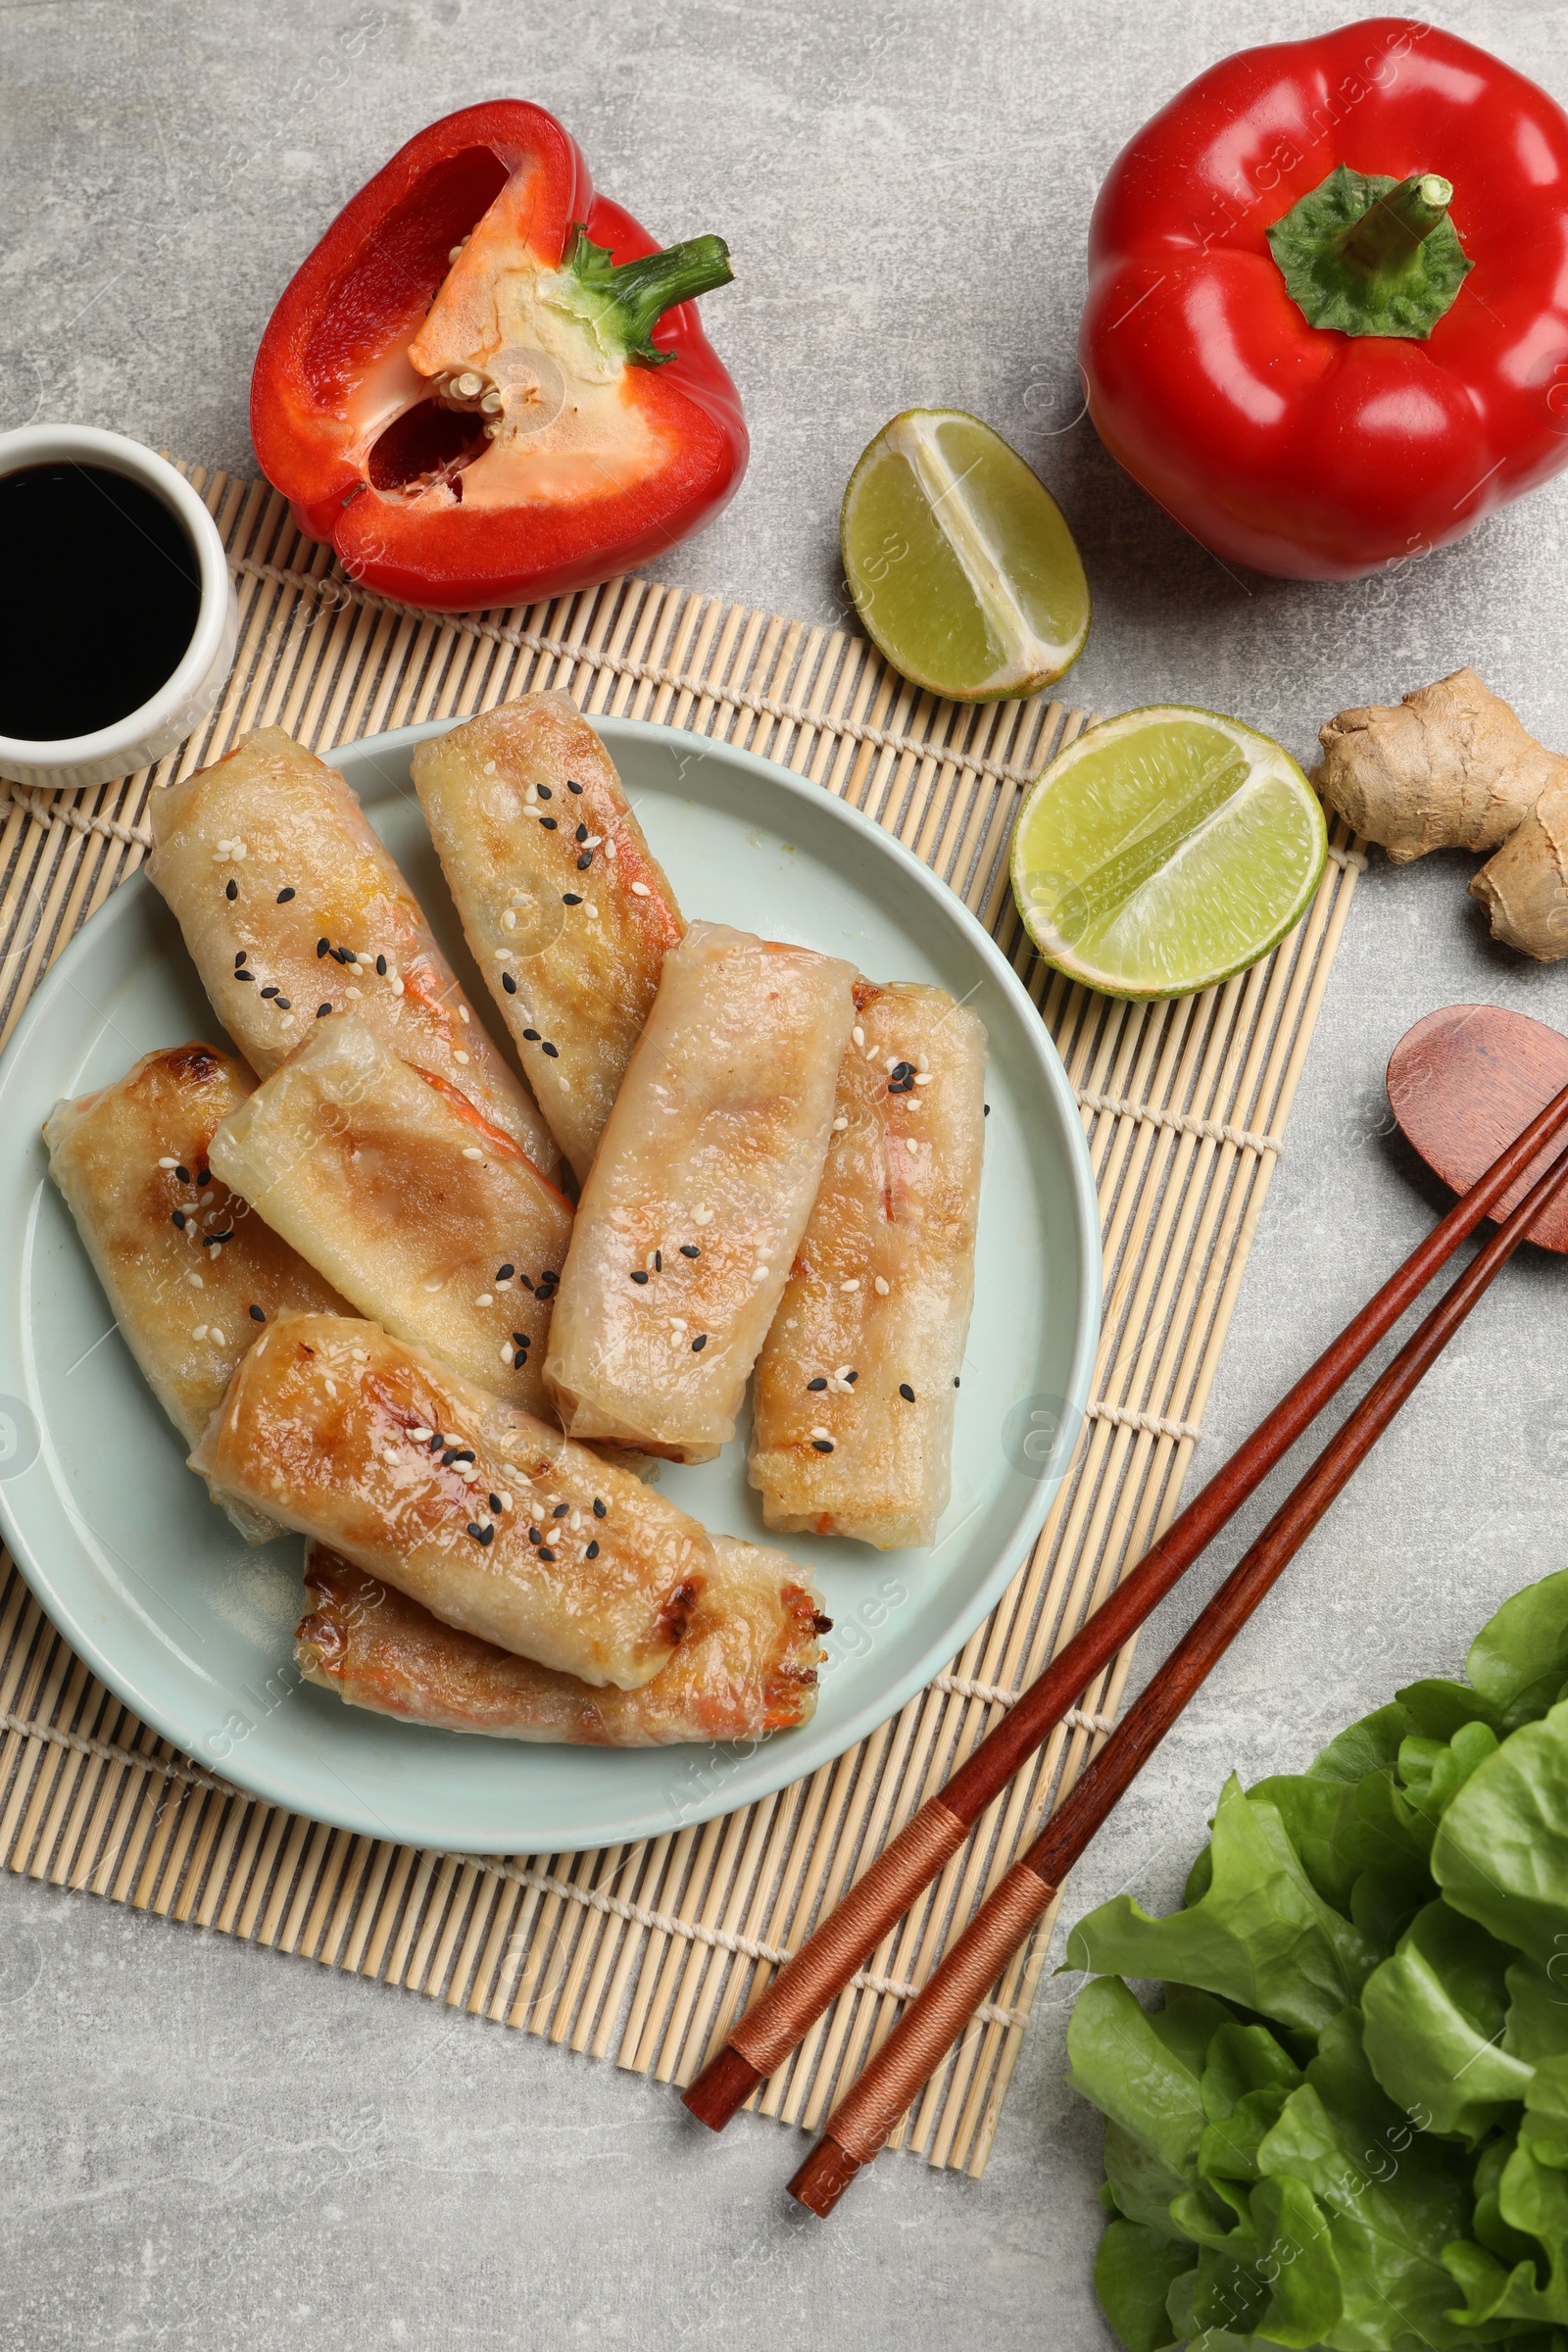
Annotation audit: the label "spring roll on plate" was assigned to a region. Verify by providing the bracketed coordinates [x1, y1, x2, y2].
[207, 1017, 571, 1417]
[750, 982, 986, 1547]
[44, 1044, 349, 1542]
[191, 1314, 711, 1690]
[145, 726, 564, 1181]
[412, 693, 685, 1183]
[297, 1536, 828, 1746]
[545, 922, 857, 1462]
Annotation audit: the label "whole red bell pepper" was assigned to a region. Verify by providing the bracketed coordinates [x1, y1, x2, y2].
[1079, 18, 1568, 580]
[252, 102, 747, 612]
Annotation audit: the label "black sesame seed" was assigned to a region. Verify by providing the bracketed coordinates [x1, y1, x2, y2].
[224, 878, 238, 902]
[586, 1539, 600, 1558]
[480, 1524, 494, 1544]
[630, 1270, 651, 1285]
[442, 1447, 460, 1465]
[537, 785, 553, 800]
[429, 1433, 444, 1451]
[234, 950, 248, 967]
[261, 984, 278, 1000]
[276, 886, 295, 904]
[517, 1274, 535, 1294]
[576, 853, 592, 870]
[512, 1333, 529, 1349]
[654, 1250, 662, 1272]
[274, 997, 291, 1010]
[899, 1383, 915, 1402]
[502, 972, 517, 994]
[171, 1210, 186, 1229]
[954, 1377, 960, 1388]
[566, 779, 583, 795]
[489, 1494, 502, 1514]
[234, 968, 254, 981]
[811, 1438, 835, 1453]
[692, 1335, 707, 1352]
[466, 1521, 487, 1543]
[540, 815, 559, 830]
[207, 1228, 234, 1244]
[249, 1304, 266, 1323]
[679, 1244, 700, 1259]
[807, 1377, 827, 1393]
[317, 937, 329, 957]
[316, 1004, 331, 1018]
[196, 1169, 210, 1186]
[538, 1545, 557, 1562]
[496, 1264, 514, 1282]
[522, 1027, 541, 1043]
[529, 1526, 542, 1544]
[574, 823, 587, 843]
[592, 1498, 606, 1519]
[984, 1104, 990, 1117]
[375, 954, 387, 975]
[541, 1042, 559, 1058]
[539, 1270, 559, 1285]
[553, 1502, 568, 1519]
[562, 893, 582, 906]
[845, 1371, 858, 1385]
[174, 1165, 190, 1184]
[452, 1448, 475, 1466]
[330, 945, 350, 965]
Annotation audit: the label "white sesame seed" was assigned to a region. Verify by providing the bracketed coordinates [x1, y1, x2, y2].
[410, 1427, 432, 1442]
[832, 1114, 848, 1131]
[752, 1265, 769, 1283]
[232, 840, 247, 859]
[852, 1026, 865, 1049]
[885, 1055, 900, 1074]
[345, 985, 363, 999]
[159, 1155, 177, 1168]
[502, 909, 517, 929]
[604, 838, 618, 861]
[524, 785, 538, 805]
[835, 1365, 853, 1379]
[201, 1191, 214, 1205]
[483, 760, 498, 776]
[187, 1271, 204, 1289]
[500, 1341, 514, 1364]
[587, 904, 599, 920]
[865, 1042, 880, 1061]
[458, 1004, 470, 1024]
[630, 881, 652, 898]
[211, 1329, 225, 1345]
[391, 977, 405, 995]
[692, 1205, 713, 1227]
[914, 1070, 933, 1085]
[874, 1276, 890, 1296]
[906, 1137, 919, 1157]
[424, 1279, 443, 1293]
[569, 1509, 582, 1531]
[809, 1425, 831, 1442]
[473, 1294, 494, 1309]
[496, 1490, 512, 1510]
[906, 1098, 923, 1112]
[840, 1278, 860, 1292]
[583, 835, 603, 849]
[351, 1347, 368, 1361]
[193, 1324, 209, 1341]
[669, 1318, 688, 1333]
[462, 1146, 483, 1161]
[502, 1463, 523, 1482]
[324, 1377, 338, 1398]
[214, 839, 231, 857]
[453, 1049, 470, 1064]
[495, 948, 514, 961]
[382, 1446, 401, 1464]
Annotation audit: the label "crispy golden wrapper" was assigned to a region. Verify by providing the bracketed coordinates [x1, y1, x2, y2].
[297, 1536, 826, 1746]
[146, 726, 563, 1180]
[412, 692, 684, 1183]
[44, 1043, 348, 1542]
[190, 1313, 711, 1690]
[545, 922, 857, 1462]
[208, 1016, 571, 1418]
[749, 982, 985, 1548]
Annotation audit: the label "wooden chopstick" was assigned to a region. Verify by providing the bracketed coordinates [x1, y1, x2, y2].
[685, 1075, 1568, 2135]
[783, 1123, 1568, 2215]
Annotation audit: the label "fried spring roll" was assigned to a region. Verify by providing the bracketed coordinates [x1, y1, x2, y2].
[297, 1536, 827, 1745]
[749, 982, 986, 1548]
[44, 1044, 349, 1543]
[411, 693, 685, 1182]
[190, 1314, 711, 1689]
[545, 922, 857, 1462]
[207, 1017, 571, 1418]
[146, 726, 564, 1181]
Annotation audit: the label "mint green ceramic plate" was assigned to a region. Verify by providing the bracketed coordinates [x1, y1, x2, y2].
[0, 718, 1100, 1853]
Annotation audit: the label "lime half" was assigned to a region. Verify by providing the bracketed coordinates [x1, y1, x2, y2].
[1010, 708, 1327, 1000]
[841, 410, 1090, 702]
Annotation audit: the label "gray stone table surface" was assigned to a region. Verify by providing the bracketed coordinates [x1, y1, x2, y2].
[4, 0, 1568, 2343]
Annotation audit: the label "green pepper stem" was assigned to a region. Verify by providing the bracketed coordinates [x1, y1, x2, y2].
[1341, 173, 1454, 274]
[562, 225, 733, 367]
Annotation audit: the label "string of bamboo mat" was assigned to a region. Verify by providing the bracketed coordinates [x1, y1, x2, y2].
[0, 466, 1364, 2178]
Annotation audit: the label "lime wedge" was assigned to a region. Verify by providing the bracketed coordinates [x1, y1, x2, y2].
[1010, 708, 1327, 1000]
[840, 410, 1090, 702]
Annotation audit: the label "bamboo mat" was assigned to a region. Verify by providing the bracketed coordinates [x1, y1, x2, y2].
[0, 466, 1363, 2178]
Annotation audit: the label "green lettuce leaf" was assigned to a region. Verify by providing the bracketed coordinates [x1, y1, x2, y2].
[1443, 2055, 1568, 2328]
[1093, 2219, 1190, 2352]
[1310, 1704, 1418, 1785]
[1360, 1901, 1531, 2143]
[1433, 1698, 1568, 1966]
[1066, 1777, 1381, 2034]
[1466, 1568, 1568, 1729]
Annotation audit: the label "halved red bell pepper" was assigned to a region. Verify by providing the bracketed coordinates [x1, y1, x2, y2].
[251, 101, 747, 612]
[1080, 18, 1568, 580]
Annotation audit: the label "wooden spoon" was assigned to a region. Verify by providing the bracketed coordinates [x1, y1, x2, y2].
[1388, 1004, 1568, 1252]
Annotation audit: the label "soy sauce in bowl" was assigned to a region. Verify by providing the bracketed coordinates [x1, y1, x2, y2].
[0, 462, 201, 741]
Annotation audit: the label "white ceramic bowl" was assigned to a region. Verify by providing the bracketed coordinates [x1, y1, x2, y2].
[0, 424, 239, 792]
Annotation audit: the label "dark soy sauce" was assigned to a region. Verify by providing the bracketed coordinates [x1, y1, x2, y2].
[0, 463, 201, 741]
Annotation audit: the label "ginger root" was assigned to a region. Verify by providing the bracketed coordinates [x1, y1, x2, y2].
[1314, 667, 1568, 961]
